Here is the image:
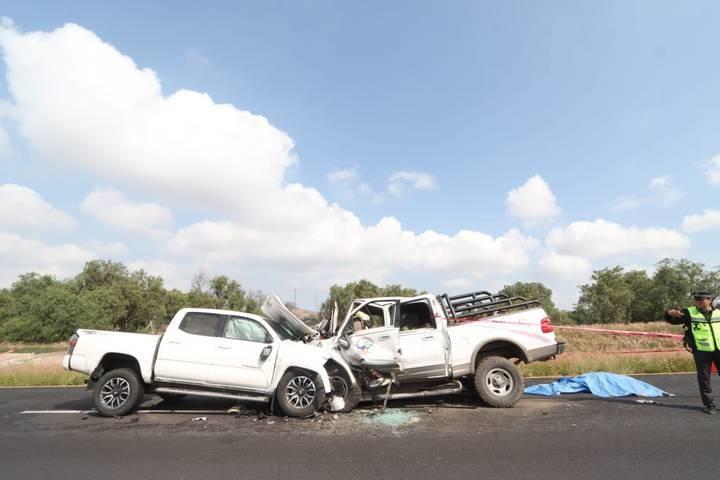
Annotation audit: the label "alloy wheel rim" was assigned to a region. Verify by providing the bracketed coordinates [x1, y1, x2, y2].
[100, 377, 131, 409]
[286, 375, 316, 409]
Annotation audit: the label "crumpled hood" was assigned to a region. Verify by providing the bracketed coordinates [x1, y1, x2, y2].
[261, 294, 316, 338]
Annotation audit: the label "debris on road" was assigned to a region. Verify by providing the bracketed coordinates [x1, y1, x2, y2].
[362, 409, 421, 427]
[191, 417, 207, 422]
[635, 400, 663, 405]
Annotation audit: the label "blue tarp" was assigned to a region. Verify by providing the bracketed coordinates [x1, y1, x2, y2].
[524, 372, 672, 398]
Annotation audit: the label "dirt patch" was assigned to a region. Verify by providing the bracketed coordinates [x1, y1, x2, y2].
[0, 352, 65, 369]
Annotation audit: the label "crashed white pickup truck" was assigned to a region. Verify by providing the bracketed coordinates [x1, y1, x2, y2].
[264, 289, 565, 411]
[63, 308, 353, 418]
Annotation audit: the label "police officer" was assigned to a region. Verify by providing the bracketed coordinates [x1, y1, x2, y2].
[666, 290, 720, 414]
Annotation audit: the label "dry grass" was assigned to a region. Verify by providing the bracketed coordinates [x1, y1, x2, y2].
[555, 322, 684, 353]
[0, 364, 86, 387]
[523, 322, 693, 377]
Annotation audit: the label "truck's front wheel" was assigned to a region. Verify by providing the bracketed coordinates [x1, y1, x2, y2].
[93, 368, 144, 417]
[276, 371, 325, 418]
[474, 356, 523, 408]
[328, 369, 361, 413]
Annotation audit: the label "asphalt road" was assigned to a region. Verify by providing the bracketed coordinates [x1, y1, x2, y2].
[1, 374, 719, 480]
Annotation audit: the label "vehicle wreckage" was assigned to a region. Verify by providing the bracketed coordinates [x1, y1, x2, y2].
[63, 289, 565, 417]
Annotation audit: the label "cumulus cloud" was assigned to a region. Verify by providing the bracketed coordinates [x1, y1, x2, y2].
[546, 219, 689, 259]
[539, 250, 592, 279]
[80, 189, 173, 239]
[167, 219, 538, 278]
[682, 209, 720, 233]
[0, 21, 538, 289]
[506, 175, 561, 225]
[387, 171, 435, 196]
[0, 232, 96, 285]
[0, 183, 75, 232]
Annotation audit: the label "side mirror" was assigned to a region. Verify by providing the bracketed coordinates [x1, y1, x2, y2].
[260, 345, 273, 360]
[338, 334, 350, 350]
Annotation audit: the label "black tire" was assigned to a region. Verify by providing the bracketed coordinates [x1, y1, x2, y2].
[158, 393, 186, 402]
[93, 368, 144, 417]
[276, 370, 326, 418]
[473, 356, 523, 408]
[328, 369, 361, 413]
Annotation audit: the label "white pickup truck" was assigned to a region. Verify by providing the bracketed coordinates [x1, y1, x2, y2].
[63, 307, 354, 418]
[264, 290, 565, 411]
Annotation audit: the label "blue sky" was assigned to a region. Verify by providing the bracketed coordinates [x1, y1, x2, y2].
[1, 1, 719, 310]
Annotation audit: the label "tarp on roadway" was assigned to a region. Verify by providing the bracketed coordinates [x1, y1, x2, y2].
[524, 372, 672, 398]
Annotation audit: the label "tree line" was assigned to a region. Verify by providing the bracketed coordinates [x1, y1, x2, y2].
[0, 257, 716, 343]
[0, 260, 264, 343]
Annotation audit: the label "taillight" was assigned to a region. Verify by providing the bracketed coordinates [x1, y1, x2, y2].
[540, 317, 554, 334]
[68, 334, 78, 354]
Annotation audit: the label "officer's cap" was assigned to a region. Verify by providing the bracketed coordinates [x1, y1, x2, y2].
[692, 290, 713, 299]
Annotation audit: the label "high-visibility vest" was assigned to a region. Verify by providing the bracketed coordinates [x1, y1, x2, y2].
[688, 306, 720, 352]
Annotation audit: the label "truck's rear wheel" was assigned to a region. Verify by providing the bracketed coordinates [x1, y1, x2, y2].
[93, 368, 144, 417]
[276, 371, 325, 418]
[474, 356, 523, 408]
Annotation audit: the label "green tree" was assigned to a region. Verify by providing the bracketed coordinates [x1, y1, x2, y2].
[0, 274, 107, 342]
[499, 281, 570, 323]
[573, 267, 634, 324]
[650, 258, 720, 316]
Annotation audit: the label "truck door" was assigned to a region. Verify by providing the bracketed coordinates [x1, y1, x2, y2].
[397, 300, 449, 379]
[340, 301, 401, 371]
[205, 315, 278, 391]
[154, 311, 225, 385]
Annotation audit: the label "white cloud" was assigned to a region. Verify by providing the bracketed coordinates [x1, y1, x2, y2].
[83, 240, 128, 257]
[167, 219, 538, 277]
[80, 189, 173, 238]
[326, 167, 358, 183]
[0, 232, 95, 285]
[546, 219, 689, 259]
[705, 155, 720, 186]
[538, 251, 592, 279]
[682, 209, 720, 233]
[387, 171, 435, 196]
[0, 184, 75, 232]
[0, 21, 538, 289]
[506, 175, 561, 225]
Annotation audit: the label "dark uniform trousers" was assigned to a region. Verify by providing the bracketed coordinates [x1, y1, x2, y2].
[693, 350, 720, 407]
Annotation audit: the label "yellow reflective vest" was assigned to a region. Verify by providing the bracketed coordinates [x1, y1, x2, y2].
[688, 306, 720, 352]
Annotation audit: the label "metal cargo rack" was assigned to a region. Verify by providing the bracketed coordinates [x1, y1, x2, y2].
[438, 290, 542, 324]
